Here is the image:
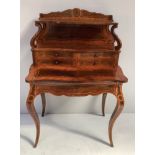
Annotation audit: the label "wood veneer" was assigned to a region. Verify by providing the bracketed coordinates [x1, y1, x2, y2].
[25, 8, 128, 148]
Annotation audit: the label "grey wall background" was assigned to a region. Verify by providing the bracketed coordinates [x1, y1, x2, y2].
[20, 0, 134, 114]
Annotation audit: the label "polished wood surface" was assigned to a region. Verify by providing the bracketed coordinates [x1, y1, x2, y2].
[25, 8, 128, 148]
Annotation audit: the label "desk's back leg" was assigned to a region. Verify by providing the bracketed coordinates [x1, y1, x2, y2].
[26, 85, 40, 148]
[41, 93, 46, 117]
[102, 93, 107, 116]
[108, 84, 124, 147]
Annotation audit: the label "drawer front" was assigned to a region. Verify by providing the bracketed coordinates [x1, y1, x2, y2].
[79, 52, 118, 69]
[33, 50, 118, 71]
[34, 51, 74, 66]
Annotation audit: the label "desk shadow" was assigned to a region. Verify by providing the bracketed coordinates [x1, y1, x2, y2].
[44, 119, 111, 147]
[20, 134, 33, 146]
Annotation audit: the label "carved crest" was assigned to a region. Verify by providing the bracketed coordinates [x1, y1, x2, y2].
[39, 8, 113, 22]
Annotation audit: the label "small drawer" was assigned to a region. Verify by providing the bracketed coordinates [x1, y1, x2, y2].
[79, 52, 118, 68]
[51, 52, 73, 58]
[80, 52, 115, 59]
[34, 51, 74, 66]
[50, 58, 74, 66]
[34, 51, 73, 58]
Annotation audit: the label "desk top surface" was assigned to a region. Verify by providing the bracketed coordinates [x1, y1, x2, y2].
[26, 65, 128, 84]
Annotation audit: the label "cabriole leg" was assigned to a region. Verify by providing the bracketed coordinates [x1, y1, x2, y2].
[26, 84, 40, 148]
[108, 84, 124, 147]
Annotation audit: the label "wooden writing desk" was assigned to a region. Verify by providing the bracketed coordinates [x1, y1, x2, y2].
[25, 8, 128, 148]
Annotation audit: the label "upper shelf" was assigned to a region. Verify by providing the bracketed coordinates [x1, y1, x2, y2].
[37, 8, 115, 25]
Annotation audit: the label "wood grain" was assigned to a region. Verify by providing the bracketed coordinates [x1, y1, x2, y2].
[26, 8, 128, 148]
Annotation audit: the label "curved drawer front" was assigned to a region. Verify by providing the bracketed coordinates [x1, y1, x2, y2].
[79, 52, 118, 68]
[34, 51, 74, 66]
[33, 50, 118, 72]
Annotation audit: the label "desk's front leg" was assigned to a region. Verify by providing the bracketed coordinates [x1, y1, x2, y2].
[26, 84, 40, 148]
[108, 83, 124, 147]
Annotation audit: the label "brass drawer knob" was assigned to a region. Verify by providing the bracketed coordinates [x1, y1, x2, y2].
[55, 60, 59, 64]
[55, 53, 59, 57]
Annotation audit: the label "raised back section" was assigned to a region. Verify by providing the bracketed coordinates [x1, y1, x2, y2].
[30, 8, 122, 78]
[31, 8, 121, 50]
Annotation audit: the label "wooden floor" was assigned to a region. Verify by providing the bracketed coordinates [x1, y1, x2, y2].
[20, 113, 134, 155]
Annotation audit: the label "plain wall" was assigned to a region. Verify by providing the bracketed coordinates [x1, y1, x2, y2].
[20, 0, 134, 114]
